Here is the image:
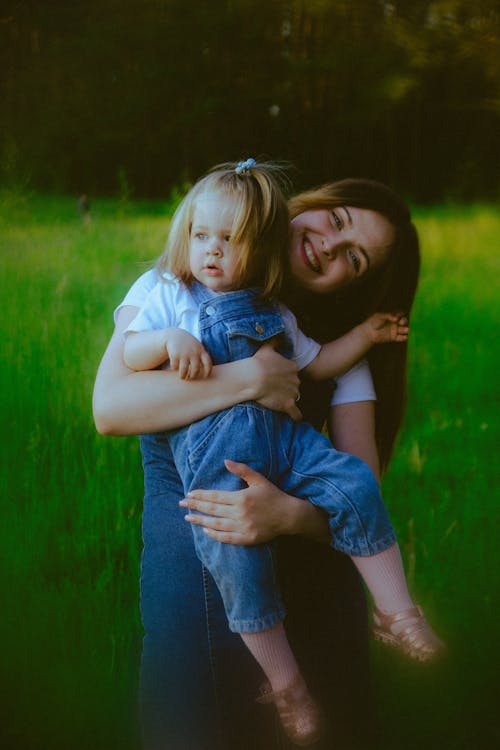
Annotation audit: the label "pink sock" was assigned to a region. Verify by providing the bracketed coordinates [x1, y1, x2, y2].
[352, 543, 415, 616]
[241, 622, 302, 692]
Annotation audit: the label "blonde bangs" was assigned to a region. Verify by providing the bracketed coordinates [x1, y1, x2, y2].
[157, 161, 290, 297]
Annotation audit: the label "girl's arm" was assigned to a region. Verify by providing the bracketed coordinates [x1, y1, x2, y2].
[180, 399, 380, 545]
[302, 313, 408, 381]
[124, 327, 212, 379]
[93, 306, 302, 435]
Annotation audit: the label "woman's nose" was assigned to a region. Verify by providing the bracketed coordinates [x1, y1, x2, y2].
[321, 235, 338, 259]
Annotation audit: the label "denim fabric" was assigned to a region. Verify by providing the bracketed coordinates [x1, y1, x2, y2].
[166, 283, 396, 633]
[139, 432, 377, 750]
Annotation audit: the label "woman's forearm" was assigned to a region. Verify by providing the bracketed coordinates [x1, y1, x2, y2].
[328, 400, 381, 481]
[94, 333, 257, 436]
[282, 495, 331, 544]
[95, 362, 260, 435]
[93, 307, 300, 436]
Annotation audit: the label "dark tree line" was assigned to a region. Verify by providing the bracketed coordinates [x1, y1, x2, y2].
[1, 0, 499, 201]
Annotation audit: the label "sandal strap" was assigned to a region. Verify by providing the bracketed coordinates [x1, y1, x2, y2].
[373, 605, 423, 628]
[256, 680, 280, 705]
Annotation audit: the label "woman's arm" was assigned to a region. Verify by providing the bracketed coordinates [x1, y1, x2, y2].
[327, 400, 380, 482]
[180, 399, 380, 545]
[180, 459, 331, 545]
[93, 306, 302, 435]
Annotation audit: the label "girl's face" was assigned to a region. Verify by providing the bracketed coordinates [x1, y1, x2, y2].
[288, 206, 395, 294]
[189, 193, 241, 293]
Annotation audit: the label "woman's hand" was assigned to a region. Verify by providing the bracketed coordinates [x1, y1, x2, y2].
[179, 459, 311, 545]
[179, 460, 288, 545]
[94, 310, 300, 435]
[179, 461, 288, 545]
[251, 342, 302, 421]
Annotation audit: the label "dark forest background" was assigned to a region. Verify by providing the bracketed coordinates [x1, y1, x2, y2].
[1, 0, 499, 202]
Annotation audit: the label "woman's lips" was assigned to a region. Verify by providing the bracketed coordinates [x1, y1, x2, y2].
[301, 238, 321, 272]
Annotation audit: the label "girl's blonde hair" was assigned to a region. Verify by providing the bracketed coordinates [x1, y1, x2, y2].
[156, 161, 290, 299]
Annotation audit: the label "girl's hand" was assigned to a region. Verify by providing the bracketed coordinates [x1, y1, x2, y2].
[179, 460, 298, 545]
[165, 328, 213, 379]
[365, 312, 409, 344]
[251, 342, 302, 421]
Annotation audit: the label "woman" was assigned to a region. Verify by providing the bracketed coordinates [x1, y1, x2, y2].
[93, 178, 420, 750]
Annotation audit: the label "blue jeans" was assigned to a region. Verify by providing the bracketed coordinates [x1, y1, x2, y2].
[167, 283, 396, 633]
[140, 433, 263, 749]
[140, 433, 377, 750]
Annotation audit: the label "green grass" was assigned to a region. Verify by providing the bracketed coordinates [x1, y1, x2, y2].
[0, 193, 498, 749]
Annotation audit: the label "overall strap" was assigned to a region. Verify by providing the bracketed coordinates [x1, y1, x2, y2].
[188, 280, 219, 306]
[189, 282, 269, 323]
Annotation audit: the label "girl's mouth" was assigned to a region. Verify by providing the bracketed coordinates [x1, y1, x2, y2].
[203, 264, 222, 275]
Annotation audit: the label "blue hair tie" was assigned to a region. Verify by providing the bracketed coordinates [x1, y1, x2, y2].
[235, 157, 256, 175]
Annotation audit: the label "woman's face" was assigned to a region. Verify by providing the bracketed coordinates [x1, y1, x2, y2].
[289, 206, 395, 294]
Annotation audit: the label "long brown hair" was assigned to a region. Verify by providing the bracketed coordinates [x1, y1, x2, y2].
[285, 179, 420, 473]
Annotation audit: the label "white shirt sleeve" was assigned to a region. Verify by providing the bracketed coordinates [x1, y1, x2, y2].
[124, 284, 172, 335]
[331, 359, 376, 406]
[114, 268, 160, 323]
[278, 304, 321, 371]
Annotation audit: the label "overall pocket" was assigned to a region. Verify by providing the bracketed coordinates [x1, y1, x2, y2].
[226, 313, 290, 361]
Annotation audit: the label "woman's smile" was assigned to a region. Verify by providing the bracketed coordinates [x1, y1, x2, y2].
[301, 237, 321, 272]
[289, 206, 394, 294]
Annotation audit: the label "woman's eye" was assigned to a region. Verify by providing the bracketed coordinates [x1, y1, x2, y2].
[332, 211, 343, 230]
[348, 249, 360, 272]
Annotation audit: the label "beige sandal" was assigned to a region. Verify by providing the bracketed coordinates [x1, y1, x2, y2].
[373, 605, 446, 662]
[256, 676, 324, 747]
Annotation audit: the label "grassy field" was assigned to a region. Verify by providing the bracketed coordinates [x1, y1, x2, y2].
[0, 192, 498, 749]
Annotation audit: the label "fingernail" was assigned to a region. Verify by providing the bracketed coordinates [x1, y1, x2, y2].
[179, 500, 187, 507]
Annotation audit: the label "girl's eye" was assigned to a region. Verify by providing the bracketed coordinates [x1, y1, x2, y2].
[331, 211, 343, 230]
[224, 235, 231, 242]
[195, 232, 207, 240]
[348, 249, 360, 273]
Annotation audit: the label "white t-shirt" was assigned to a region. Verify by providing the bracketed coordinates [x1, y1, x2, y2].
[124, 274, 321, 372]
[116, 269, 376, 406]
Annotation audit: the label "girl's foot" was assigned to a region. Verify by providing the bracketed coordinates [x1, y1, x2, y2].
[257, 675, 324, 747]
[373, 605, 446, 662]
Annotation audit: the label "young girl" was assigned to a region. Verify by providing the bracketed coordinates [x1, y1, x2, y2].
[123, 160, 444, 746]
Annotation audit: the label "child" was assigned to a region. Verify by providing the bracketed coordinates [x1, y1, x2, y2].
[124, 159, 444, 746]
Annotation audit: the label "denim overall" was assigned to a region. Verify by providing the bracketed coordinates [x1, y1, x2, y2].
[138, 303, 378, 746]
[166, 282, 396, 635]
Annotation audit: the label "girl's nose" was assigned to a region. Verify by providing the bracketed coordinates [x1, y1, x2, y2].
[207, 239, 222, 256]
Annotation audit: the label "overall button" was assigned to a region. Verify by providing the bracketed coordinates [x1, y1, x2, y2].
[255, 323, 264, 334]
[205, 305, 216, 316]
